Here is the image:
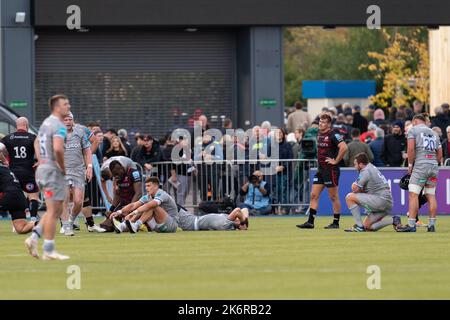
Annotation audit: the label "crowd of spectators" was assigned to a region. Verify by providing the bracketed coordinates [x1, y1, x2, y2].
[87, 99, 450, 215]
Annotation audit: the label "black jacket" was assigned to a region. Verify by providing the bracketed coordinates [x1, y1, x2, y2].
[443, 139, 450, 161]
[131, 143, 162, 167]
[381, 133, 406, 167]
[431, 114, 450, 137]
[352, 112, 368, 134]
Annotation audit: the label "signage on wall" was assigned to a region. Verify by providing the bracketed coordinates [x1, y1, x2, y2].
[10, 101, 28, 108]
[259, 99, 277, 108]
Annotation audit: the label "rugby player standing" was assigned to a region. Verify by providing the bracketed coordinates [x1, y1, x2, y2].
[397, 114, 442, 232]
[60, 112, 105, 235]
[297, 113, 348, 229]
[25, 94, 71, 260]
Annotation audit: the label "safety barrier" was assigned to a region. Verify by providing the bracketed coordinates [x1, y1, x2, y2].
[79, 157, 318, 214]
[142, 159, 318, 214]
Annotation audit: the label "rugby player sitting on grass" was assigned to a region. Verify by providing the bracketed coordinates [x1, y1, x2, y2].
[109, 176, 179, 233]
[110, 177, 249, 233]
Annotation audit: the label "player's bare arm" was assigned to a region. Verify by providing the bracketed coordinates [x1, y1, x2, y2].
[110, 200, 144, 220]
[407, 138, 416, 174]
[325, 141, 347, 165]
[131, 181, 143, 203]
[437, 146, 443, 165]
[82, 146, 93, 182]
[33, 138, 41, 165]
[88, 134, 100, 153]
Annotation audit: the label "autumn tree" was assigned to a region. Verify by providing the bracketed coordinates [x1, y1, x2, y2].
[360, 28, 429, 108]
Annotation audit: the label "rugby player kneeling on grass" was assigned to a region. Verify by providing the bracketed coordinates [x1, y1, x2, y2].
[344, 153, 401, 232]
[106, 159, 142, 214]
[0, 143, 36, 234]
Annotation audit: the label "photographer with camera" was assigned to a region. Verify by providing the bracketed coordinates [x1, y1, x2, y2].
[238, 170, 271, 215]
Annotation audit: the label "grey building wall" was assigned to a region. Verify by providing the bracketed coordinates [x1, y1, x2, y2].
[237, 27, 284, 130]
[0, 0, 285, 130]
[0, 0, 34, 121]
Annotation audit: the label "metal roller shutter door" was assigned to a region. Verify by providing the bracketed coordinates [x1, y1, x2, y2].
[35, 30, 235, 139]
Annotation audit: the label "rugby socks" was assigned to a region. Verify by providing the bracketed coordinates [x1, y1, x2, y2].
[62, 221, 72, 230]
[135, 220, 143, 229]
[119, 222, 127, 232]
[85, 216, 95, 227]
[43, 239, 55, 253]
[333, 214, 340, 225]
[307, 208, 317, 224]
[29, 200, 39, 219]
[369, 218, 393, 231]
[408, 218, 416, 228]
[429, 218, 436, 227]
[349, 205, 363, 228]
[31, 224, 43, 241]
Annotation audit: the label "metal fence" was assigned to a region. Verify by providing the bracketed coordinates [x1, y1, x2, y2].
[141, 159, 318, 214]
[84, 157, 317, 214]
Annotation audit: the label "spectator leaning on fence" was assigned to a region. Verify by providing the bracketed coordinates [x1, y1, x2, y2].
[381, 121, 406, 167]
[344, 128, 374, 167]
[239, 170, 271, 215]
[369, 128, 385, 167]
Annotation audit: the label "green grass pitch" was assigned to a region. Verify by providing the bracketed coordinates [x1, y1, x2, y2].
[1, 216, 450, 299]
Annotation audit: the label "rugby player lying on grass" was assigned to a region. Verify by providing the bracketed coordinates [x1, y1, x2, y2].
[109, 176, 248, 233]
